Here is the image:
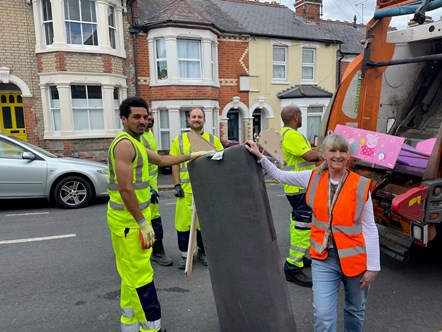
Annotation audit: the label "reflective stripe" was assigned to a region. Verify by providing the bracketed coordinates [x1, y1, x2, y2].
[355, 176, 370, 224]
[289, 255, 303, 263]
[180, 178, 191, 184]
[298, 161, 316, 167]
[108, 180, 150, 191]
[140, 319, 161, 330]
[285, 165, 294, 171]
[294, 221, 311, 229]
[121, 308, 134, 319]
[338, 245, 366, 258]
[149, 168, 158, 177]
[180, 167, 188, 172]
[306, 172, 320, 206]
[121, 322, 140, 332]
[291, 245, 308, 254]
[110, 199, 150, 211]
[311, 217, 329, 230]
[333, 224, 362, 235]
[310, 239, 326, 254]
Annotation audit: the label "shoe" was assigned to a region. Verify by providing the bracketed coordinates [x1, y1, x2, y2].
[196, 251, 208, 266]
[303, 256, 312, 268]
[285, 269, 313, 288]
[151, 240, 173, 266]
[178, 256, 186, 270]
[151, 252, 173, 266]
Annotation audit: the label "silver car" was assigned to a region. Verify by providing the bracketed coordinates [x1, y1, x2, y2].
[0, 134, 108, 209]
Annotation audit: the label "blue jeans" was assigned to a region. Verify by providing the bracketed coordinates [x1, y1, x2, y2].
[312, 248, 369, 332]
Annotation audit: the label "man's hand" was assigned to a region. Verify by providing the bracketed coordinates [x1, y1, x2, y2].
[173, 184, 185, 197]
[150, 187, 159, 204]
[189, 150, 214, 160]
[138, 218, 155, 250]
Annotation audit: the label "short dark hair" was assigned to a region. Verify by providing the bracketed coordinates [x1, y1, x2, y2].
[119, 97, 149, 118]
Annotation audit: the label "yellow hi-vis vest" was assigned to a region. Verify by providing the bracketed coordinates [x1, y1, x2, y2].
[170, 131, 223, 194]
[280, 127, 316, 195]
[107, 131, 151, 235]
[141, 130, 159, 191]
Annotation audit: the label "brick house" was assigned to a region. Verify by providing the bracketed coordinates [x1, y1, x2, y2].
[129, 0, 342, 149]
[0, 0, 128, 161]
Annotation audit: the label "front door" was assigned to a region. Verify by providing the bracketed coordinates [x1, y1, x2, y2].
[227, 111, 239, 141]
[0, 92, 27, 141]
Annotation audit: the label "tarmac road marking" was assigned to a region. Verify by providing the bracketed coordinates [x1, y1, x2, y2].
[0, 234, 76, 245]
[5, 212, 50, 217]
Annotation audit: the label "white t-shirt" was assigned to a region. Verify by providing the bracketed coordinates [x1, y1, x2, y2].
[259, 156, 380, 272]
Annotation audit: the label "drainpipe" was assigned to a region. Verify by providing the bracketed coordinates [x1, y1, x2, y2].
[336, 44, 344, 88]
[128, 0, 139, 95]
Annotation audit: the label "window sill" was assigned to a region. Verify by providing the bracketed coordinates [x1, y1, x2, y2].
[271, 81, 289, 85]
[36, 45, 126, 59]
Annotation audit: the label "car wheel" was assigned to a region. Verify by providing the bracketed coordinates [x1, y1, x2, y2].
[53, 176, 93, 209]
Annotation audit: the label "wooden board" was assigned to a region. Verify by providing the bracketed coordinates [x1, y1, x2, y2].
[257, 128, 285, 166]
[187, 130, 216, 152]
[185, 198, 198, 277]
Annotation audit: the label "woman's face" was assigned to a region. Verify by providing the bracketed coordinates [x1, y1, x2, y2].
[323, 147, 350, 173]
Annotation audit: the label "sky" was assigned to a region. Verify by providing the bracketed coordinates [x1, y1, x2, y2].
[270, 0, 442, 30]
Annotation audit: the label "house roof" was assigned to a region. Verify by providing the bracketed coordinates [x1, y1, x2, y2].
[137, 0, 342, 44]
[320, 20, 366, 55]
[277, 85, 333, 99]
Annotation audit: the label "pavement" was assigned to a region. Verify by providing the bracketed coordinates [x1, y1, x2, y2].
[157, 169, 174, 190]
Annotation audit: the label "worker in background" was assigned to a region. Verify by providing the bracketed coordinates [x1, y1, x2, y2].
[170, 108, 224, 270]
[280, 104, 321, 287]
[107, 97, 206, 332]
[141, 110, 173, 266]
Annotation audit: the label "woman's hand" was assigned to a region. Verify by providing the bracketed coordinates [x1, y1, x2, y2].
[244, 140, 263, 159]
[360, 270, 379, 289]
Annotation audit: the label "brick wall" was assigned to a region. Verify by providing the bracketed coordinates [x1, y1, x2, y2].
[0, 1, 40, 144]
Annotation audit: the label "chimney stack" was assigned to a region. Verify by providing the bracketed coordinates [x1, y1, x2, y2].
[294, 0, 322, 24]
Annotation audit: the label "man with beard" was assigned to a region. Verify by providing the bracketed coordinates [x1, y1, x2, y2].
[280, 104, 322, 287]
[141, 110, 173, 266]
[170, 108, 224, 269]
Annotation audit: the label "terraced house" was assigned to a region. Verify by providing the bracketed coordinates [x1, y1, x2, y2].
[1, 0, 348, 158]
[0, 0, 127, 160]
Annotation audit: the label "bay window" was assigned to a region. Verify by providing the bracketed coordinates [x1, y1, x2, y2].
[178, 39, 201, 79]
[71, 85, 104, 130]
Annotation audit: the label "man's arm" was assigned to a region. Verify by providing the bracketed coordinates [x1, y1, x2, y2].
[172, 164, 180, 186]
[147, 149, 190, 167]
[114, 139, 144, 222]
[301, 149, 322, 162]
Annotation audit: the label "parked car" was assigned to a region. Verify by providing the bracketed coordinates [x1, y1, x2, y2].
[0, 134, 108, 209]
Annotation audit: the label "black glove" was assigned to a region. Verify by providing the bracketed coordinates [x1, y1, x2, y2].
[173, 184, 184, 198]
[150, 187, 159, 204]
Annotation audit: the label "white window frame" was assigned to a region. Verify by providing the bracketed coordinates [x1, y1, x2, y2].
[33, 0, 126, 57]
[148, 27, 219, 87]
[302, 48, 316, 83]
[306, 106, 323, 144]
[155, 38, 168, 80]
[272, 46, 287, 82]
[177, 39, 202, 79]
[71, 84, 104, 131]
[64, 0, 99, 46]
[108, 5, 117, 49]
[159, 108, 170, 150]
[39, 72, 127, 139]
[41, 0, 54, 46]
[49, 86, 61, 132]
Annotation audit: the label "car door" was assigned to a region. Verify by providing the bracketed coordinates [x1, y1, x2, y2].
[0, 137, 47, 198]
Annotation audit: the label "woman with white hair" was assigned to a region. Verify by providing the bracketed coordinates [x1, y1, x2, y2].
[245, 134, 380, 332]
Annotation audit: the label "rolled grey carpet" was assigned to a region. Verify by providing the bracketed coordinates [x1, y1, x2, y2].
[188, 145, 297, 332]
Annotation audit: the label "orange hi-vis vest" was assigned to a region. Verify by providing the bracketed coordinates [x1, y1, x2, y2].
[306, 169, 371, 277]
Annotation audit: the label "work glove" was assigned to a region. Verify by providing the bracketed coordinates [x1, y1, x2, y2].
[189, 150, 214, 160]
[138, 218, 155, 250]
[150, 186, 159, 204]
[173, 184, 185, 198]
